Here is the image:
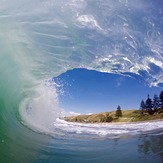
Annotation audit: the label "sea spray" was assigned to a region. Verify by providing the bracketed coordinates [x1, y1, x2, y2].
[19, 80, 64, 133]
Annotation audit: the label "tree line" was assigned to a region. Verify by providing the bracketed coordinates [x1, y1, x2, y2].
[140, 91, 163, 115]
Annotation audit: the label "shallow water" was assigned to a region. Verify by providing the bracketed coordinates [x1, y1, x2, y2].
[1, 123, 163, 163]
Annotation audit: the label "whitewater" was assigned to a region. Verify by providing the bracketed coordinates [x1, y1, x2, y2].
[0, 0, 163, 162]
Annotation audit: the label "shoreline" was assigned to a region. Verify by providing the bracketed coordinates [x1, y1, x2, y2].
[105, 118, 163, 125]
[61, 118, 163, 125]
[64, 110, 163, 124]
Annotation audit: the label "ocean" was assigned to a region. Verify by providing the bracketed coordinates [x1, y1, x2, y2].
[0, 0, 163, 162]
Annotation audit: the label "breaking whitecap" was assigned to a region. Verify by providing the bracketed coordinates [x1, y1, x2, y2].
[54, 118, 163, 138]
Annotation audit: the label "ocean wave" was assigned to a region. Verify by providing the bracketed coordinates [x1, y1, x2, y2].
[54, 118, 163, 138]
[0, 0, 163, 155]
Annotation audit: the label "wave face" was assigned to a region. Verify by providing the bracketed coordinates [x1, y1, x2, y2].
[0, 0, 163, 162]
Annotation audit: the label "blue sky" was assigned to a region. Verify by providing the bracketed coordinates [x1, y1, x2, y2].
[54, 68, 162, 114]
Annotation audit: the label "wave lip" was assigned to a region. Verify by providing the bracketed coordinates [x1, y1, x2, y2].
[19, 80, 64, 133]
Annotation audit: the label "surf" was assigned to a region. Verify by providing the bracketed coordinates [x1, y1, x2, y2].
[0, 0, 163, 162]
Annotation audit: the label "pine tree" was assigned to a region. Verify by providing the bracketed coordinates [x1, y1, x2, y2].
[153, 94, 159, 112]
[115, 105, 122, 117]
[140, 100, 146, 114]
[145, 94, 153, 115]
[159, 91, 163, 109]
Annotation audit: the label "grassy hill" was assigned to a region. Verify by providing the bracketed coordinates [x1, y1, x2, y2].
[64, 110, 163, 123]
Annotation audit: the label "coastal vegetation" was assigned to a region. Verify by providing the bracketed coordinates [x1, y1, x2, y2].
[140, 91, 163, 115]
[64, 91, 163, 123]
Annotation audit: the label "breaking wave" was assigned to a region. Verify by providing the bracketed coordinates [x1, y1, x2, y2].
[55, 118, 163, 138]
[0, 0, 163, 143]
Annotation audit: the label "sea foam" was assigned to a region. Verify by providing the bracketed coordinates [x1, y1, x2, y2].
[54, 118, 163, 137]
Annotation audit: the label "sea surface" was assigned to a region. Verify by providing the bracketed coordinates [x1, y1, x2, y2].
[0, 0, 163, 162]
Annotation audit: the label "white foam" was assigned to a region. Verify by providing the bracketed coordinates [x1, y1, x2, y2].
[54, 118, 163, 137]
[76, 15, 103, 30]
[19, 80, 64, 133]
